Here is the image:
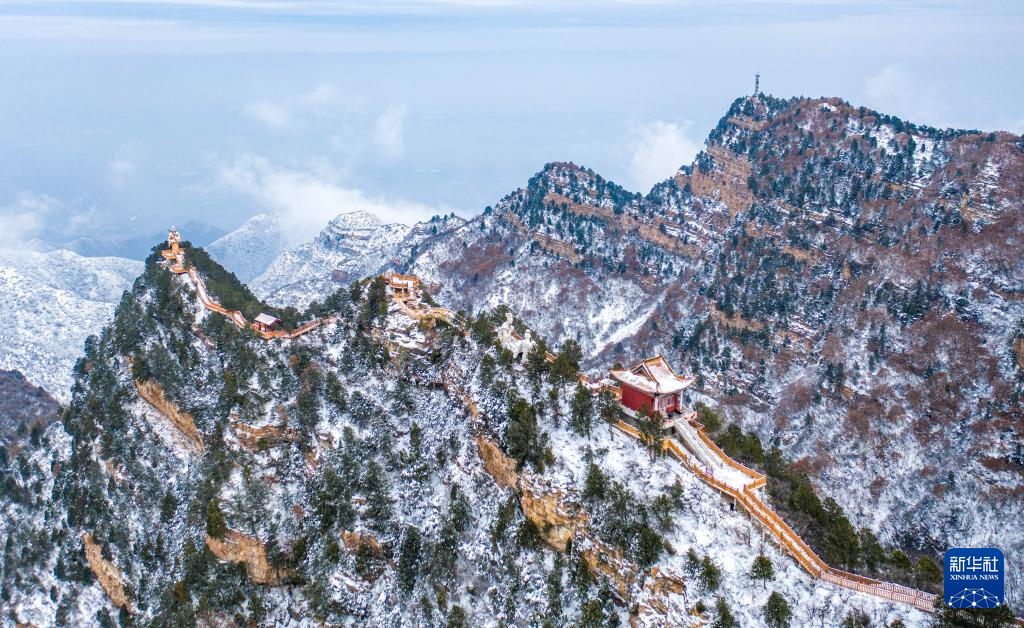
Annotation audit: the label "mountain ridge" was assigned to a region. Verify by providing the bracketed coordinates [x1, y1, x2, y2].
[237, 92, 1024, 607]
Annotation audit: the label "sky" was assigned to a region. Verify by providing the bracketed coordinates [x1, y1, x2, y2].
[1, 0, 1022, 249]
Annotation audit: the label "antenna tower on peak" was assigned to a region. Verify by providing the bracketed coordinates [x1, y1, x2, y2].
[754, 72, 760, 96]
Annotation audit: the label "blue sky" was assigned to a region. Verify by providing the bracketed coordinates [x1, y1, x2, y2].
[1, 0, 1022, 247]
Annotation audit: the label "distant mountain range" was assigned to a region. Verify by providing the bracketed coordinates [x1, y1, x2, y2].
[0, 248, 142, 401]
[59, 220, 226, 260]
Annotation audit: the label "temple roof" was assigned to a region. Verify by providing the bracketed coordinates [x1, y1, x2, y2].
[254, 313, 281, 326]
[610, 355, 694, 395]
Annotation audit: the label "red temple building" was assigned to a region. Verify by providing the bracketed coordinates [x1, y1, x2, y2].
[610, 355, 695, 416]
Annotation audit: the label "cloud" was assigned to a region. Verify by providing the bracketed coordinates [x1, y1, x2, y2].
[108, 143, 147, 187]
[243, 99, 291, 128]
[864, 65, 940, 125]
[373, 105, 408, 158]
[243, 83, 355, 129]
[218, 154, 443, 244]
[0, 192, 62, 250]
[626, 120, 700, 191]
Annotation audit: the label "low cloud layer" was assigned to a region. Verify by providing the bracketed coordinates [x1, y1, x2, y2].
[0, 193, 62, 250]
[218, 154, 444, 244]
[626, 120, 701, 192]
[373, 105, 408, 158]
[864, 65, 941, 127]
[242, 83, 353, 129]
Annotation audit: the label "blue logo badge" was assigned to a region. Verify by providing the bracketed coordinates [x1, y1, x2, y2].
[943, 548, 1004, 608]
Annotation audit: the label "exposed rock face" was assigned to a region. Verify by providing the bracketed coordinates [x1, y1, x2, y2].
[135, 379, 204, 452]
[579, 539, 638, 601]
[232, 422, 299, 451]
[518, 483, 587, 551]
[475, 434, 518, 489]
[683, 144, 754, 218]
[340, 530, 384, 557]
[82, 533, 131, 611]
[471, 434, 683, 614]
[205, 530, 292, 586]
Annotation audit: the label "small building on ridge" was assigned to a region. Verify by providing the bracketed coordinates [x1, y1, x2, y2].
[253, 313, 282, 333]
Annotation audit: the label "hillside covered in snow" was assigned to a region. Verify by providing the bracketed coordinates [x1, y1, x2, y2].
[1, 245, 952, 626]
[0, 248, 141, 401]
[244, 94, 1024, 613]
[248, 211, 465, 310]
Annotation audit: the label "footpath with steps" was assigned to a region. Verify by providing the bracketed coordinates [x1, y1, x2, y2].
[612, 418, 936, 612]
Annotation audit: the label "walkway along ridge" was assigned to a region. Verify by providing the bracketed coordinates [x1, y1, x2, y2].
[161, 243, 332, 341]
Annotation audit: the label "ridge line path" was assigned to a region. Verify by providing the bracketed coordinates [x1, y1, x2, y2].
[163, 246, 332, 341]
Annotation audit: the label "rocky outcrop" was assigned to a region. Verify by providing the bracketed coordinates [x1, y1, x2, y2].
[232, 422, 299, 451]
[205, 530, 292, 585]
[82, 533, 131, 612]
[340, 530, 384, 557]
[1014, 337, 1024, 370]
[633, 566, 689, 627]
[135, 379, 204, 452]
[473, 435, 655, 606]
[579, 538, 638, 601]
[475, 435, 518, 489]
[518, 484, 587, 551]
[681, 145, 753, 217]
[542, 193, 695, 257]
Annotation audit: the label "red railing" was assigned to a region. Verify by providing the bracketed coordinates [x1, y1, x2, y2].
[612, 420, 937, 613]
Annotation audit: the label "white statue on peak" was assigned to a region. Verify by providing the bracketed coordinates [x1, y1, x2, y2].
[497, 312, 536, 362]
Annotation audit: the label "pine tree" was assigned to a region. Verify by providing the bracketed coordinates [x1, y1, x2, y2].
[636, 407, 665, 459]
[763, 591, 792, 628]
[579, 598, 604, 627]
[712, 597, 737, 628]
[205, 499, 227, 539]
[397, 526, 421, 593]
[363, 461, 392, 530]
[549, 339, 582, 385]
[545, 554, 564, 621]
[750, 554, 774, 588]
[700, 556, 722, 592]
[914, 555, 942, 590]
[570, 383, 594, 437]
[504, 398, 539, 469]
[446, 605, 468, 628]
[582, 462, 608, 502]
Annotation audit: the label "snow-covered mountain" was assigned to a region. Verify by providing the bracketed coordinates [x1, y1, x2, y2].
[0, 249, 141, 401]
[205, 213, 287, 283]
[244, 94, 1024, 609]
[252, 211, 465, 309]
[1, 249, 936, 626]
